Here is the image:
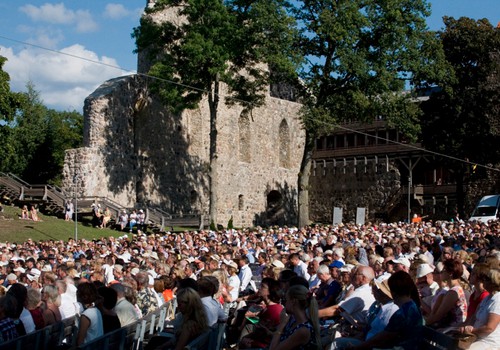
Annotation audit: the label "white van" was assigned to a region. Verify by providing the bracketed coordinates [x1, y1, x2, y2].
[469, 195, 500, 223]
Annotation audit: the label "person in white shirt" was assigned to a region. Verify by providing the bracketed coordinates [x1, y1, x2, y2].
[56, 280, 78, 319]
[319, 265, 376, 325]
[329, 279, 399, 349]
[110, 283, 140, 326]
[225, 261, 241, 303]
[238, 257, 254, 294]
[308, 258, 322, 290]
[290, 253, 311, 281]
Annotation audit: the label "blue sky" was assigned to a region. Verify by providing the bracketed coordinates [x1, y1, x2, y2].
[0, 1, 498, 111]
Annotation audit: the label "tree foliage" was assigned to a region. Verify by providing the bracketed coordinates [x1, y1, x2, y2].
[132, 0, 300, 224]
[421, 17, 500, 167]
[420, 17, 500, 215]
[291, 0, 448, 226]
[294, 0, 446, 136]
[0, 58, 83, 185]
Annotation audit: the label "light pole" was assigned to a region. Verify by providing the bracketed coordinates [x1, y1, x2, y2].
[408, 174, 412, 224]
[73, 173, 79, 241]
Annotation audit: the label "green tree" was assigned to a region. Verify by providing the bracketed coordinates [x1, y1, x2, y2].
[421, 17, 500, 216]
[133, 0, 300, 225]
[23, 108, 83, 185]
[0, 56, 24, 173]
[0, 74, 83, 185]
[9, 82, 48, 177]
[292, 0, 447, 226]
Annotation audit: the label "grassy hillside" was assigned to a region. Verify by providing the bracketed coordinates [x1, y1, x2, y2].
[0, 204, 125, 244]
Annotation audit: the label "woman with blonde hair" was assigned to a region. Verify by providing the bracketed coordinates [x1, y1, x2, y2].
[269, 284, 321, 350]
[149, 287, 208, 350]
[212, 268, 232, 313]
[41, 284, 62, 325]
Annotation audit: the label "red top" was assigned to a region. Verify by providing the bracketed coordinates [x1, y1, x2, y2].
[468, 289, 489, 317]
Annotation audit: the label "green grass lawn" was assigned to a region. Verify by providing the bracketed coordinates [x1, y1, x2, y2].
[0, 204, 126, 244]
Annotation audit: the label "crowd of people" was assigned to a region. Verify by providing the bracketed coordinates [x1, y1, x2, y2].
[0, 215, 499, 349]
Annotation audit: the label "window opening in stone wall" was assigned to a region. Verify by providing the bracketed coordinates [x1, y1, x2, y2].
[239, 113, 251, 162]
[238, 194, 244, 210]
[279, 119, 290, 168]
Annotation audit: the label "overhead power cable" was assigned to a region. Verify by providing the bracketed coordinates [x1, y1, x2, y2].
[0, 34, 498, 173]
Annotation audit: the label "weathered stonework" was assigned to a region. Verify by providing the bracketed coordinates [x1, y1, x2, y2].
[309, 159, 402, 223]
[62, 3, 305, 228]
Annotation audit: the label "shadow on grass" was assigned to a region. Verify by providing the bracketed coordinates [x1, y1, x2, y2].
[24, 225, 60, 241]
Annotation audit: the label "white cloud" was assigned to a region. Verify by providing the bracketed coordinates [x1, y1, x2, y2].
[0, 44, 130, 111]
[20, 3, 73, 24]
[74, 10, 98, 33]
[104, 4, 130, 20]
[17, 25, 64, 49]
[19, 3, 98, 33]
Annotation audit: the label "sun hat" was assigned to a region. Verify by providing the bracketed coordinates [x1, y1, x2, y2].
[416, 263, 435, 278]
[391, 257, 411, 268]
[374, 279, 393, 299]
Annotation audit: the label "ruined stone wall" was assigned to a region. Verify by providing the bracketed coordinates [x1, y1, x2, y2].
[309, 159, 401, 223]
[61, 1, 306, 227]
[62, 75, 143, 206]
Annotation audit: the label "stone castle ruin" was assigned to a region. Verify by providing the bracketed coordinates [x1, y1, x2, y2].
[62, 2, 305, 228]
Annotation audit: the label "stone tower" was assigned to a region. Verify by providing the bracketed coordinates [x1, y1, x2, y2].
[62, 1, 305, 228]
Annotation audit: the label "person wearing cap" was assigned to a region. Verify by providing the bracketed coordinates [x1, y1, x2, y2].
[390, 257, 410, 273]
[415, 263, 439, 314]
[225, 260, 241, 304]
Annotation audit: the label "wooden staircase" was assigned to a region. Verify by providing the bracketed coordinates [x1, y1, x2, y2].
[0, 172, 208, 231]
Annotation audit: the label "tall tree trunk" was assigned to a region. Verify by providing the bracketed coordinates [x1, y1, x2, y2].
[208, 77, 220, 226]
[298, 130, 315, 227]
